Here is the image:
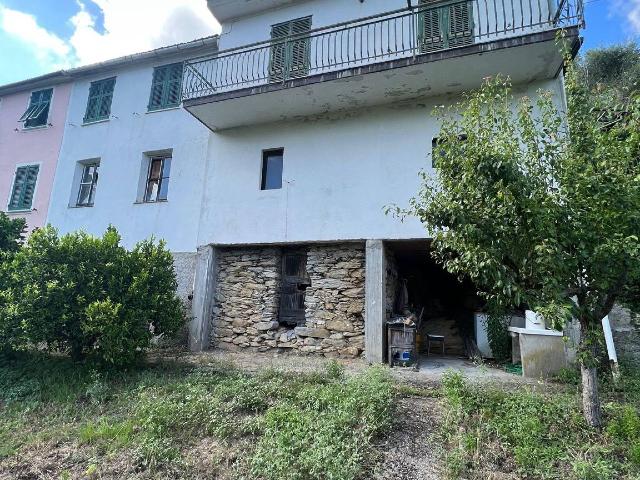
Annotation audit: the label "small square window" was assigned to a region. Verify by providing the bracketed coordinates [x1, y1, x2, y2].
[261, 149, 283, 190]
[76, 162, 99, 207]
[20, 88, 52, 128]
[144, 155, 172, 202]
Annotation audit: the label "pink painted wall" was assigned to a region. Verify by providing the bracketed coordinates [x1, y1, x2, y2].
[0, 83, 72, 233]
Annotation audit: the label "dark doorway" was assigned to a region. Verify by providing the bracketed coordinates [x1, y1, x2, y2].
[279, 251, 310, 326]
[387, 240, 482, 356]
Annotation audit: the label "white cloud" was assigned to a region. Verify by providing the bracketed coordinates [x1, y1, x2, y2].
[0, 4, 72, 70]
[628, 0, 640, 34]
[0, 0, 219, 73]
[69, 0, 220, 65]
[611, 0, 640, 36]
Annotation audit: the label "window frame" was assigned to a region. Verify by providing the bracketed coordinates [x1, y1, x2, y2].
[75, 162, 100, 207]
[260, 148, 284, 191]
[20, 88, 53, 129]
[83, 77, 116, 124]
[7, 163, 40, 212]
[143, 155, 172, 203]
[147, 62, 184, 112]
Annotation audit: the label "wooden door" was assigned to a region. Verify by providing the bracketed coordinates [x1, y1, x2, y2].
[279, 253, 309, 326]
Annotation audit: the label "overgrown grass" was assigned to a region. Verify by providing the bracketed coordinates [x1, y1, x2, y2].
[0, 353, 394, 479]
[440, 368, 640, 479]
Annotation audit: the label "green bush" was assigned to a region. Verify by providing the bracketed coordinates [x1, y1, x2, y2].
[1, 226, 184, 366]
[0, 213, 27, 355]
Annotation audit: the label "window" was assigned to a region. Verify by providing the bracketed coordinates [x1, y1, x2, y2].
[144, 155, 172, 202]
[261, 149, 283, 190]
[19, 88, 52, 128]
[269, 17, 312, 82]
[148, 63, 184, 111]
[76, 163, 99, 207]
[8, 165, 39, 211]
[84, 77, 116, 123]
[418, 0, 473, 53]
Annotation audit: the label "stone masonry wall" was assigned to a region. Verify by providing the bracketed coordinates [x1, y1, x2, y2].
[609, 305, 640, 366]
[211, 243, 366, 358]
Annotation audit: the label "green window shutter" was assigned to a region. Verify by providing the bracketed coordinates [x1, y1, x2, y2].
[418, 0, 473, 52]
[148, 62, 183, 111]
[84, 77, 116, 123]
[20, 88, 53, 128]
[269, 17, 311, 82]
[288, 17, 312, 79]
[269, 22, 291, 82]
[448, 2, 473, 47]
[8, 165, 39, 211]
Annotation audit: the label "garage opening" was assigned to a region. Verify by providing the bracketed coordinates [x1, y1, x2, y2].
[386, 240, 484, 359]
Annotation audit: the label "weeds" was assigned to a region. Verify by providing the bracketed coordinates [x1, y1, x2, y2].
[441, 370, 640, 479]
[0, 352, 394, 479]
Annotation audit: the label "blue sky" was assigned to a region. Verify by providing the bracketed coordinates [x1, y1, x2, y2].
[0, 0, 635, 86]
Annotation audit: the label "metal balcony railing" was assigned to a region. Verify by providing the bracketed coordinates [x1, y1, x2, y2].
[183, 0, 583, 100]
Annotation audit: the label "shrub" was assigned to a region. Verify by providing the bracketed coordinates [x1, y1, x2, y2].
[3, 226, 184, 366]
[0, 213, 27, 355]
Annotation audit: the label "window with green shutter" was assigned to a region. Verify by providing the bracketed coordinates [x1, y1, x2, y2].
[418, 0, 473, 53]
[148, 63, 184, 111]
[8, 165, 39, 211]
[19, 88, 53, 128]
[84, 77, 116, 124]
[269, 17, 312, 82]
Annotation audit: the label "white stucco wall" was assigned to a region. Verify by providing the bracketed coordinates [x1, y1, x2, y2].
[47, 57, 211, 252]
[216, 0, 555, 51]
[197, 76, 565, 246]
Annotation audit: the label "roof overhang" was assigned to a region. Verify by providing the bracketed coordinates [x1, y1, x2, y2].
[207, 0, 305, 23]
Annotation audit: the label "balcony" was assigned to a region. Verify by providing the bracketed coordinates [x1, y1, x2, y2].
[183, 0, 583, 131]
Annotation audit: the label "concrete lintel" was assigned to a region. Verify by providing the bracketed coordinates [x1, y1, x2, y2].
[189, 245, 217, 352]
[365, 239, 386, 363]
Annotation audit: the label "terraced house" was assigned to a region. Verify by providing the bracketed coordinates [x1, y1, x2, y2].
[0, 73, 73, 233]
[36, 0, 585, 364]
[182, 0, 584, 364]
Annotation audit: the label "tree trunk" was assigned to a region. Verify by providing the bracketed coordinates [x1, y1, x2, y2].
[580, 362, 602, 428]
[578, 317, 603, 429]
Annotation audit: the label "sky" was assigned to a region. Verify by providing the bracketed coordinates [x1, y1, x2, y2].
[0, 0, 637, 86]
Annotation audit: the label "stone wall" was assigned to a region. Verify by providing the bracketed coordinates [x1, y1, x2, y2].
[210, 243, 366, 358]
[609, 305, 640, 366]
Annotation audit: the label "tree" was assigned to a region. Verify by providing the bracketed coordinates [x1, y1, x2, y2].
[0, 212, 26, 254]
[577, 42, 640, 101]
[404, 62, 640, 427]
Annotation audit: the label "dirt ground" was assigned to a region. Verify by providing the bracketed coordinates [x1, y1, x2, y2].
[368, 395, 445, 480]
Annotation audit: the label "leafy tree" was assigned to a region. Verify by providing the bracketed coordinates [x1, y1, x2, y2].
[404, 62, 640, 427]
[3, 226, 184, 366]
[578, 42, 640, 101]
[0, 212, 26, 254]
